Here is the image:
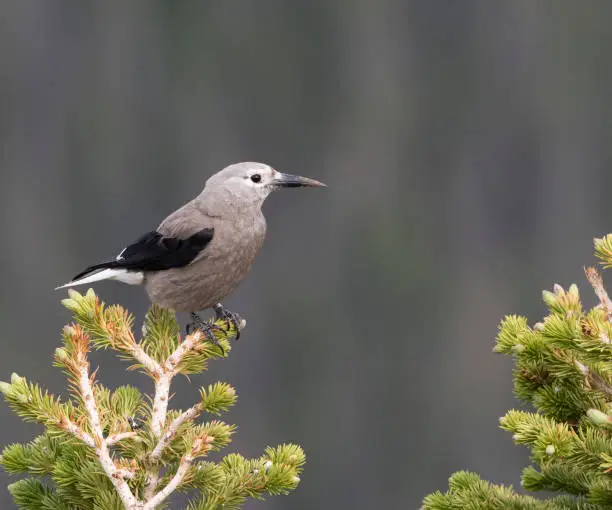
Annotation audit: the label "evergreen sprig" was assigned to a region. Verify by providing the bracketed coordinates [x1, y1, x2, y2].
[0, 290, 305, 509]
[423, 237, 612, 509]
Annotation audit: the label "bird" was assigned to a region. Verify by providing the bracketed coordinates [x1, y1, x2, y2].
[56, 162, 326, 345]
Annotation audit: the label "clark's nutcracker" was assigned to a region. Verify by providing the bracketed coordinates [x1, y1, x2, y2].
[57, 162, 325, 342]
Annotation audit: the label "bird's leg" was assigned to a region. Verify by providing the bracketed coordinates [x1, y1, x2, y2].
[214, 303, 243, 340]
[189, 312, 225, 354]
[127, 416, 143, 431]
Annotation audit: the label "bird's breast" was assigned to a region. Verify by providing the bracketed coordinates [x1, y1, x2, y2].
[212, 214, 266, 262]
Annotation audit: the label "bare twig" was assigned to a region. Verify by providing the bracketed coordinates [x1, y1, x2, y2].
[150, 373, 172, 437]
[144, 455, 192, 509]
[576, 360, 612, 398]
[145, 331, 204, 500]
[150, 402, 204, 460]
[77, 354, 141, 508]
[585, 266, 612, 319]
[589, 373, 612, 397]
[165, 331, 203, 372]
[117, 467, 137, 480]
[130, 343, 163, 379]
[59, 418, 95, 448]
[107, 431, 139, 445]
[144, 439, 204, 510]
[144, 472, 160, 501]
[144, 372, 172, 500]
[150, 331, 203, 437]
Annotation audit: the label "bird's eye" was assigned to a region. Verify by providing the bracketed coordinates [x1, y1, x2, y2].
[250, 174, 262, 183]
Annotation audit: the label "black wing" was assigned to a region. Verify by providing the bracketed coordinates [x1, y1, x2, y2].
[71, 228, 214, 280]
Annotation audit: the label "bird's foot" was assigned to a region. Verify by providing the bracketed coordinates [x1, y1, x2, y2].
[214, 303, 243, 340]
[188, 312, 226, 354]
[127, 416, 143, 431]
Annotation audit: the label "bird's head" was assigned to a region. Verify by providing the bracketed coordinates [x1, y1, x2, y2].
[203, 162, 326, 209]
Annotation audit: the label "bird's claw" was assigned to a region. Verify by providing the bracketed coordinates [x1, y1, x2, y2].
[202, 327, 226, 356]
[188, 313, 226, 355]
[214, 303, 243, 340]
[127, 416, 143, 431]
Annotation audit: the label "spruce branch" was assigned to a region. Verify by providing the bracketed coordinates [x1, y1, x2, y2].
[146, 330, 215, 498]
[423, 471, 600, 510]
[424, 236, 612, 508]
[150, 402, 203, 461]
[68, 323, 140, 508]
[62, 289, 163, 379]
[0, 289, 305, 509]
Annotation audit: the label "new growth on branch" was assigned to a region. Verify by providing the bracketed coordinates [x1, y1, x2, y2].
[0, 289, 305, 510]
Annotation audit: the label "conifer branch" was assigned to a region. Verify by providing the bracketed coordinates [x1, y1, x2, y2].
[144, 438, 208, 510]
[117, 467, 137, 480]
[130, 343, 163, 379]
[144, 472, 160, 502]
[0, 290, 305, 509]
[151, 373, 172, 438]
[165, 330, 204, 374]
[151, 402, 204, 461]
[146, 330, 207, 498]
[144, 372, 173, 500]
[151, 331, 204, 436]
[106, 431, 139, 445]
[59, 417, 95, 448]
[144, 455, 192, 509]
[74, 331, 141, 509]
[425, 238, 612, 508]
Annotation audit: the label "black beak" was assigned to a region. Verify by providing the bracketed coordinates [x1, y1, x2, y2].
[273, 172, 327, 188]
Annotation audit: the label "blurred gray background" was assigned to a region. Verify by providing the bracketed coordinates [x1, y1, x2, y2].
[1, 1, 612, 508]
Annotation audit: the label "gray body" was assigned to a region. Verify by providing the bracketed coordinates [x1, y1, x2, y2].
[146, 198, 266, 311]
[57, 162, 325, 313]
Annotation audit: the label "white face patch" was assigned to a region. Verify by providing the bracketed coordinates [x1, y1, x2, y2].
[244, 165, 275, 188]
[230, 165, 277, 202]
[203, 162, 278, 208]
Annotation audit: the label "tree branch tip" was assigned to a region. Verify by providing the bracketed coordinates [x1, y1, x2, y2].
[0, 382, 11, 395]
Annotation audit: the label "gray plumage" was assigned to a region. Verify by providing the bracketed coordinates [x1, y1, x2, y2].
[145, 172, 268, 312]
[57, 162, 325, 316]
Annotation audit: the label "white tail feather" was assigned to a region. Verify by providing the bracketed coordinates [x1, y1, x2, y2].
[55, 268, 143, 290]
